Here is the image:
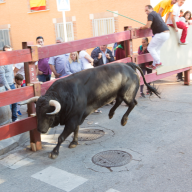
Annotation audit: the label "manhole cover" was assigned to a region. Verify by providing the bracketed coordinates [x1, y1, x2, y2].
[92, 150, 132, 167]
[72, 129, 105, 141]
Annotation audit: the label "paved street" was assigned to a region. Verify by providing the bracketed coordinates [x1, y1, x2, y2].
[0, 75, 192, 192]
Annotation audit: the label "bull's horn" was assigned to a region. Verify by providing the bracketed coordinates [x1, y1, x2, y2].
[20, 96, 39, 105]
[46, 100, 61, 115]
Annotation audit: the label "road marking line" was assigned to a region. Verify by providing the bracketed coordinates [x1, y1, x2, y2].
[106, 189, 120, 192]
[0, 153, 34, 169]
[0, 179, 5, 185]
[31, 166, 88, 192]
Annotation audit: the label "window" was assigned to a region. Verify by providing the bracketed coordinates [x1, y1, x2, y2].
[0, 29, 11, 50]
[0, 0, 5, 3]
[92, 17, 115, 37]
[56, 22, 74, 42]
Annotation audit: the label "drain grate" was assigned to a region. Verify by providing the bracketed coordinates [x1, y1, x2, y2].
[92, 150, 132, 167]
[73, 129, 105, 141]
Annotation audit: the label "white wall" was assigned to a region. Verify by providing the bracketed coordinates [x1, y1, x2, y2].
[157, 26, 192, 75]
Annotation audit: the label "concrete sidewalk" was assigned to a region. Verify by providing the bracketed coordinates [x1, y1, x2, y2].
[0, 75, 192, 192]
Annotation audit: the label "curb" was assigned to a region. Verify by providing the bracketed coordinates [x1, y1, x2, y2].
[0, 132, 29, 156]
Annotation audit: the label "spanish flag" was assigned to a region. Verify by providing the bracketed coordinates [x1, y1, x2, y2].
[30, 0, 46, 11]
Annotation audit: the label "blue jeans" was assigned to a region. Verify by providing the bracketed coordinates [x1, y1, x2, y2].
[6, 84, 17, 122]
[38, 74, 51, 82]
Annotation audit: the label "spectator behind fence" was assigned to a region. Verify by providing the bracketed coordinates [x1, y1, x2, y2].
[65, 52, 84, 75]
[91, 45, 115, 67]
[112, 42, 118, 58]
[14, 63, 25, 86]
[166, 0, 187, 45]
[49, 37, 69, 78]
[15, 74, 24, 116]
[79, 50, 94, 69]
[36, 36, 51, 82]
[138, 38, 153, 98]
[154, 0, 178, 21]
[140, 5, 170, 70]
[115, 41, 126, 60]
[176, 11, 191, 81]
[0, 45, 18, 122]
[179, 11, 191, 24]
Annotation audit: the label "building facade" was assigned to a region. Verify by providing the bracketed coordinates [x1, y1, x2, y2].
[0, 0, 150, 51]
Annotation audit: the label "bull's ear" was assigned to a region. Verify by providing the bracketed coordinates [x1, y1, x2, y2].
[46, 100, 61, 115]
[19, 96, 39, 105]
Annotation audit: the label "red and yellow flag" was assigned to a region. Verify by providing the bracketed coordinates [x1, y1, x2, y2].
[30, 0, 46, 11]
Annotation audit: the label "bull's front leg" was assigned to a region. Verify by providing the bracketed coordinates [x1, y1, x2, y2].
[49, 132, 65, 159]
[49, 122, 77, 159]
[69, 125, 79, 148]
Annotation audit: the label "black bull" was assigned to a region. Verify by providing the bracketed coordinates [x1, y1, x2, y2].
[21, 62, 160, 159]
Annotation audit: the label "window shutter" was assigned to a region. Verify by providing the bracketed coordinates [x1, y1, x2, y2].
[0, 29, 11, 50]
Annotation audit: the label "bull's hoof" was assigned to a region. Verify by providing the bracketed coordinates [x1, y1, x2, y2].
[108, 111, 114, 119]
[121, 116, 128, 126]
[49, 150, 59, 159]
[69, 141, 78, 148]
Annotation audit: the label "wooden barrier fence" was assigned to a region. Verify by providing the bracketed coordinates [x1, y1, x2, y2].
[0, 26, 190, 151]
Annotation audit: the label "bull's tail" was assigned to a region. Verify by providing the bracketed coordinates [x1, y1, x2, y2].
[126, 62, 161, 98]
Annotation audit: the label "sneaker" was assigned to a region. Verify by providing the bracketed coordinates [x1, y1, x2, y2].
[156, 62, 162, 67]
[14, 118, 20, 122]
[94, 109, 102, 113]
[148, 65, 156, 70]
[146, 64, 153, 69]
[179, 41, 188, 45]
[140, 92, 145, 98]
[17, 111, 22, 116]
[177, 78, 184, 82]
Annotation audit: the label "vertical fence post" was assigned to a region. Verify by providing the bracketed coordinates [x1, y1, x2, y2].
[184, 69, 190, 85]
[22, 42, 42, 152]
[124, 26, 133, 61]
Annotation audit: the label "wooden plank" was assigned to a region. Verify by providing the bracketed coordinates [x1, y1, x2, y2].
[0, 49, 32, 66]
[0, 117, 37, 141]
[133, 53, 153, 65]
[131, 28, 153, 39]
[140, 67, 191, 85]
[29, 45, 39, 62]
[0, 86, 34, 107]
[184, 70, 190, 85]
[124, 26, 133, 57]
[22, 42, 42, 151]
[111, 57, 132, 64]
[38, 31, 131, 59]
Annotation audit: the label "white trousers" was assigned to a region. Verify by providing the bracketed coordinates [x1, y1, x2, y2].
[147, 32, 170, 66]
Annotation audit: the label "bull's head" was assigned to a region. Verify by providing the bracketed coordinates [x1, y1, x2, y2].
[20, 96, 61, 133]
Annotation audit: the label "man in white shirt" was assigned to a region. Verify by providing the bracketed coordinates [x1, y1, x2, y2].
[166, 0, 187, 45]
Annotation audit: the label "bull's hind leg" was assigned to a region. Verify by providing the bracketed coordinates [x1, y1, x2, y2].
[121, 100, 136, 126]
[49, 121, 78, 159]
[109, 97, 123, 119]
[69, 126, 79, 148]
